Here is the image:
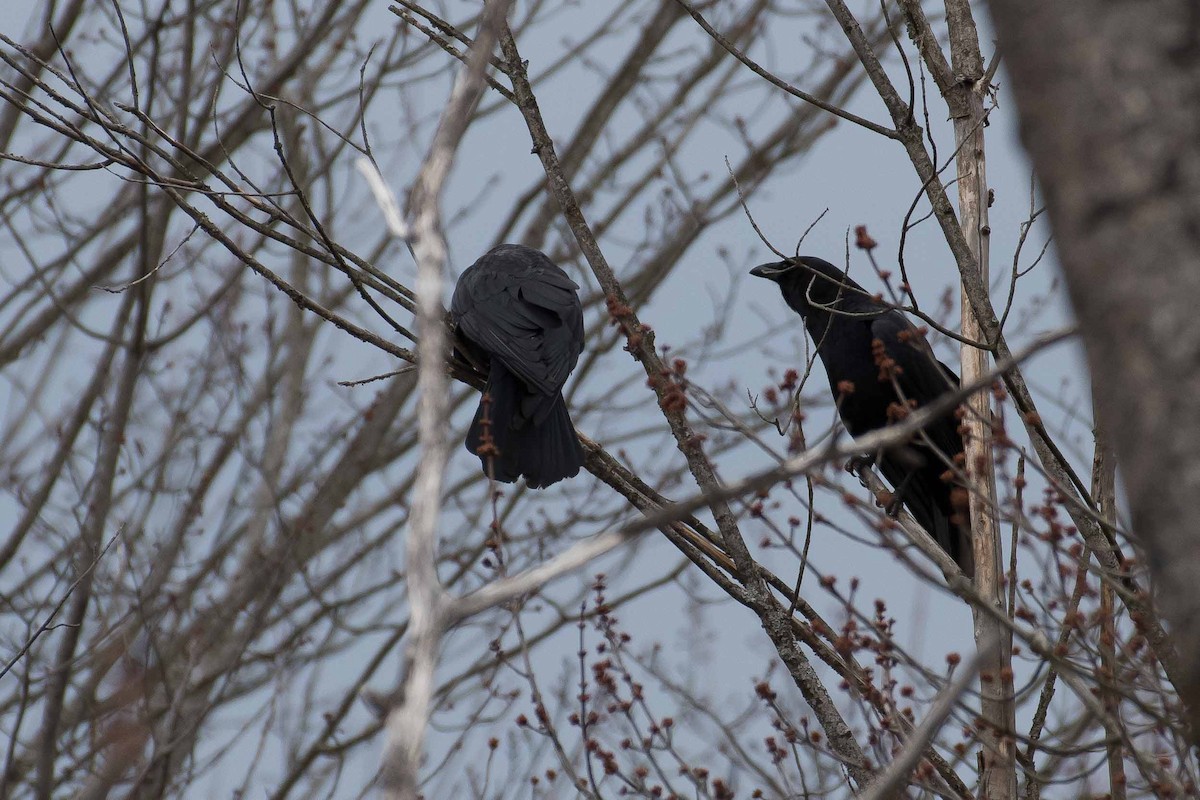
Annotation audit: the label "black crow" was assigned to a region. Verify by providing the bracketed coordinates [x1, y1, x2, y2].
[751, 256, 972, 575]
[451, 244, 585, 488]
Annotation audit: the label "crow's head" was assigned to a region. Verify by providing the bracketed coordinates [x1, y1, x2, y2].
[750, 256, 871, 315]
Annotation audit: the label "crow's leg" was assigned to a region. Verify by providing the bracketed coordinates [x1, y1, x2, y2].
[845, 452, 876, 475]
[884, 469, 917, 517]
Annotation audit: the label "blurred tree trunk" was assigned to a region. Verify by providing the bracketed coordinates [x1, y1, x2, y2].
[988, 0, 1200, 739]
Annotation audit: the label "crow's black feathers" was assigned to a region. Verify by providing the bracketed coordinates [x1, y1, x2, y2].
[452, 244, 585, 488]
[751, 256, 972, 575]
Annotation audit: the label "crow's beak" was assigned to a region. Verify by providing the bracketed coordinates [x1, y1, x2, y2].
[750, 263, 784, 281]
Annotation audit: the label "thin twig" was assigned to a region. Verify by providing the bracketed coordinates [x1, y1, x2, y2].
[857, 638, 992, 800]
[673, 0, 899, 139]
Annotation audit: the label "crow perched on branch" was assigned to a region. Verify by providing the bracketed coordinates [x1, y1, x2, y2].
[751, 256, 972, 575]
[451, 244, 585, 488]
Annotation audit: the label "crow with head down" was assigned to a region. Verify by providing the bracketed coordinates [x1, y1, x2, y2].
[451, 244, 585, 489]
[751, 255, 972, 576]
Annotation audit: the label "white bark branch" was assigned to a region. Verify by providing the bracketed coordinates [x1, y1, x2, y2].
[377, 2, 514, 797]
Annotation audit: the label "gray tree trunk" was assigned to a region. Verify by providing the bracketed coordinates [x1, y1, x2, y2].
[988, 0, 1200, 737]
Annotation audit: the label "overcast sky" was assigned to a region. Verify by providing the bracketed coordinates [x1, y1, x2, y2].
[2, 2, 1091, 796]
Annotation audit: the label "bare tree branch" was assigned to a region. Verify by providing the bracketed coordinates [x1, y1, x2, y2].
[858, 638, 989, 800]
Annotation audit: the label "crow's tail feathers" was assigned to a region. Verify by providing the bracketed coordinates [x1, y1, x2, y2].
[465, 367, 584, 489]
[516, 393, 585, 488]
[899, 464, 974, 578]
[465, 368, 522, 483]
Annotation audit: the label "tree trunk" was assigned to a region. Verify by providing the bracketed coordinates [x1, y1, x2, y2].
[988, 0, 1200, 740]
[945, 4, 1018, 795]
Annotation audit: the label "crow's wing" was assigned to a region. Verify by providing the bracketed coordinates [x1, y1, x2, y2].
[515, 268, 584, 390]
[452, 262, 582, 396]
[870, 311, 962, 463]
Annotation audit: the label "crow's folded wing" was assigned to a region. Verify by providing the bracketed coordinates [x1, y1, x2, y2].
[517, 270, 583, 390]
[870, 311, 962, 462]
[452, 266, 582, 396]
